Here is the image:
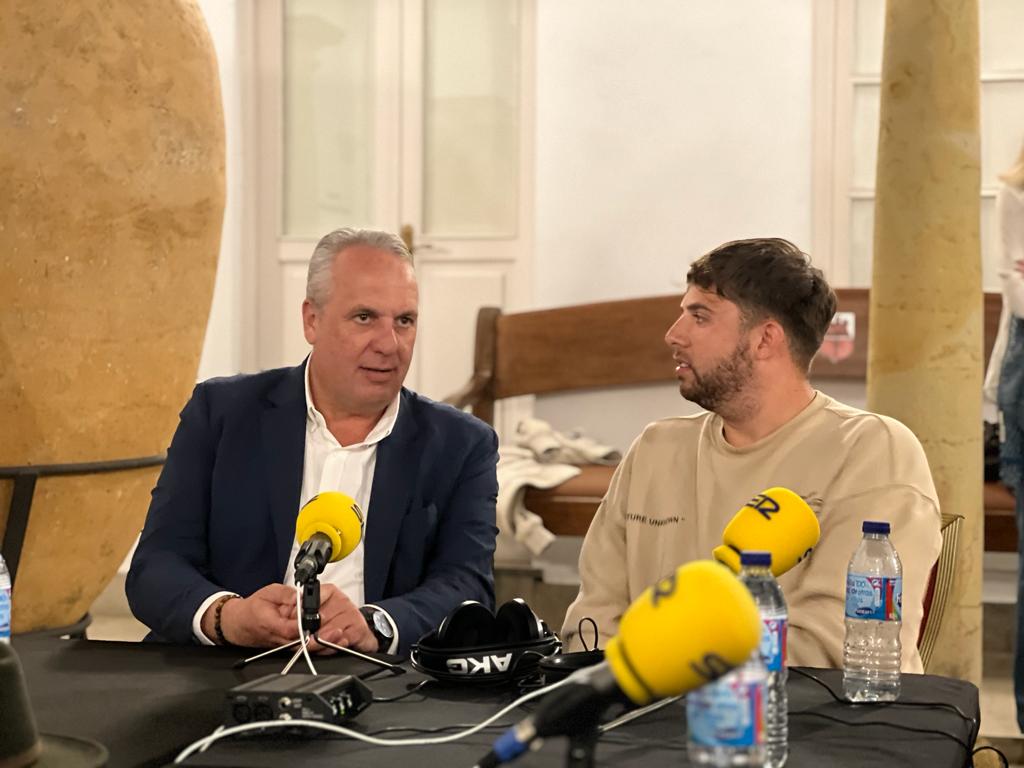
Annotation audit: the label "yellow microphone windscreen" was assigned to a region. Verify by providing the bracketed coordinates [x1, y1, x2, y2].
[714, 487, 820, 576]
[295, 492, 365, 562]
[604, 560, 761, 706]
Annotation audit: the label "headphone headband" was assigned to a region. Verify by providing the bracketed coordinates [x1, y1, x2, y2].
[410, 599, 560, 684]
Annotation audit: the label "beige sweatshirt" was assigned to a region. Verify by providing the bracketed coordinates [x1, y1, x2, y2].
[561, 392, 941, 673]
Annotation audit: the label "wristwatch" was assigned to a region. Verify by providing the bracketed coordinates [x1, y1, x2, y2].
[359, 606, 395, 653]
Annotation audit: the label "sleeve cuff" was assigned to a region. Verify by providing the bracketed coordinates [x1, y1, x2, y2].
[364, 603, 399, 655]
[192, 590, 237, 645]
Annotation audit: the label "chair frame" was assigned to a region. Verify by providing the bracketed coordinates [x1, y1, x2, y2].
[919, 512, 963, 671]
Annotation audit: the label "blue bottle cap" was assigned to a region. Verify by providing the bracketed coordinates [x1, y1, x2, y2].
[740, 550, 772, 567]
[862, 520, 891, 535]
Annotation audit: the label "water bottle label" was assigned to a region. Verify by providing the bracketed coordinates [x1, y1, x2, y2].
[0, 587, 10, 639]
[687, 676, 764, 748]
[760, 618, 787, 671]
[845, 574, 902, 621]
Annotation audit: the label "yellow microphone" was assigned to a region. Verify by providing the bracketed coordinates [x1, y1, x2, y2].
[604, 559, 761, 705]
[712, 487, 820, 577]
[477, 561, 761, 766]
[293, 492, 364, 584]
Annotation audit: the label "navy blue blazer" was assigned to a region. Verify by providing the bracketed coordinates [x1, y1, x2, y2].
[125, 362, 498, 654]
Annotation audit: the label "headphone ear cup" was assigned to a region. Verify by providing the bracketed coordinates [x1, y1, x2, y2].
[436, 601, 498, 647]
[493, 598, 544, 644]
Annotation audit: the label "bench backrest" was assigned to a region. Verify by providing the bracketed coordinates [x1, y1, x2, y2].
[446, 288, 1004, 425]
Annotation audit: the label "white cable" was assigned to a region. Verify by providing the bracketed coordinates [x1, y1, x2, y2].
[294, 584, 317, 676]
[598, 695, 681, 733]
[173, 674, 576, 763]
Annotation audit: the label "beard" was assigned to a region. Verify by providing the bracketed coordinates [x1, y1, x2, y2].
[678, 341, 755, 413]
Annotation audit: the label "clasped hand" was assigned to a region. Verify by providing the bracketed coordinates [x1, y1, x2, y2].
[208, 583, 377, 652]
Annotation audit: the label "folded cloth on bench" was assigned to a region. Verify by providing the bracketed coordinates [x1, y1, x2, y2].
[514, 417, 622, 465]
[495, 446, 580, 562]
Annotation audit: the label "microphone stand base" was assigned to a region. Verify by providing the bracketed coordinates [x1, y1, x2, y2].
[235, 634, 404, 676]
[233, 579, 404, 676]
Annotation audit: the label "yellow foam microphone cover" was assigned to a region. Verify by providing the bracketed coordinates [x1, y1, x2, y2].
[604, 560, 761, 706]
[712, 486, 820, 576]
[295, 492, 365, 562]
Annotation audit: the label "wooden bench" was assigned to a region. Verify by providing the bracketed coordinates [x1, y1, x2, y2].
[445, 288, 1017, 552]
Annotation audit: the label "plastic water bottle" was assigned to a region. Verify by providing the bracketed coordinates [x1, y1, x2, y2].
[739, 551, 788, 768]
[0, 554, 11, 643]
[843, 520, 902, 702]
[686, 646, 766, 766]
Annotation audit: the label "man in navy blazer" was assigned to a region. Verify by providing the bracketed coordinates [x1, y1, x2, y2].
[126, 229, 498, 655]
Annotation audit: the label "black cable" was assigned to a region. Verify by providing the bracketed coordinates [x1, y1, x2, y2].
[788, 667, 978, 728]
[358, 665, 406, 682]
[971, 745, 1010, 768]
[363, 721, 516, 736]
[578, 617, 600, 651]
[372, 680, 431, 703]
[790, 710, 971, 754]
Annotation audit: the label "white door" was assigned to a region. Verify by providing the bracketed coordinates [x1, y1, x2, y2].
[251, 0, 534, 408]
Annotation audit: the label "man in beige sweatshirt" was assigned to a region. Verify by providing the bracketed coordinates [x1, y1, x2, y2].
[561, 238, 941, 673]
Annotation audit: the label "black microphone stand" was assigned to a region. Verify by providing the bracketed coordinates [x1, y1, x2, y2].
[565, 725, 600, 768]
[236, 575, 404, 676]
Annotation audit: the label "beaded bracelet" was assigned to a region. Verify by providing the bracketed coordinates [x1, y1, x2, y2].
[213, 595, 240, 646]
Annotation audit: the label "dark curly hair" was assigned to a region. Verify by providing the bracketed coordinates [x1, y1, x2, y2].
[686, 238, 837, 372]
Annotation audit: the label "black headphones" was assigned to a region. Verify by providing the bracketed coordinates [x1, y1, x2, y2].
[410, 598, 561, 684]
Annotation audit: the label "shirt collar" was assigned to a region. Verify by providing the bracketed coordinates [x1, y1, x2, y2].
[304, 353, 401, 447]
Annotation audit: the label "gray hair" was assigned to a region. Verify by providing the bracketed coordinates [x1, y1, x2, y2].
[305, 228, 414, 306]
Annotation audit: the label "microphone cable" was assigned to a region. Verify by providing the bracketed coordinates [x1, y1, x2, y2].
[173, 669, 578, 763]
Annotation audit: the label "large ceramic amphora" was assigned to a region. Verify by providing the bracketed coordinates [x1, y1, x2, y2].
[0, 1, 225, 632]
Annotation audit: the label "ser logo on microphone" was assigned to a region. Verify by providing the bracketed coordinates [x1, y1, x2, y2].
[690, 652, 732, 683]
[446, 653, 513, 675]
[650, 572, 678, 607]
[746, 492, 781, 520]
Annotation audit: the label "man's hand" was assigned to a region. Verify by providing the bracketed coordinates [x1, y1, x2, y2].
[201, 584, 300, 647]
[310, 584, 378, 653]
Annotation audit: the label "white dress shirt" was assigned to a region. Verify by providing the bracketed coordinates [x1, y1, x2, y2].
[193, 358, 400, 650]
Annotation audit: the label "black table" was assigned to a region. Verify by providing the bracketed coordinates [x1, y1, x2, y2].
[12, 637, 980, 768]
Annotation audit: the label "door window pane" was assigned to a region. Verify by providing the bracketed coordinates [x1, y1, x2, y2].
[851, 84, 881, 191]
[853, 0, 885, 76]
[981, 0, 1024, 73]
[849, 198, 875, 288]
[283, 0, 375, 237]
[423, 0, 520, 237]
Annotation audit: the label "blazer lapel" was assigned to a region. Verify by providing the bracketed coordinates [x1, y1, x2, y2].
[262, 362, 308, 580]
[364, 389, 420, 602]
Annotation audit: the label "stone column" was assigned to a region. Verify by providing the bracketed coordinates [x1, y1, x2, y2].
[867, 0, 981, 682]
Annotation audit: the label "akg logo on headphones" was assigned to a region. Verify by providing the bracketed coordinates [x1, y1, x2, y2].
[746, 493, 780, 521]
[446, 653, 514, 675]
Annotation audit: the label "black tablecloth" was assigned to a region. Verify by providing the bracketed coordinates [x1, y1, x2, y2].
[12, 637, 979, 768]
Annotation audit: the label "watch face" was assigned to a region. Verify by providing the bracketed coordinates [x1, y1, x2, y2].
[371, 610, 394, 639]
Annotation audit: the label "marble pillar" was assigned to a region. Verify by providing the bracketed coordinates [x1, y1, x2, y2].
[0, 1, 225, 631]
[867, 0, 981, 682]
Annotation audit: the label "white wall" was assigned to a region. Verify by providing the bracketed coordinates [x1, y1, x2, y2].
[534, 0, 814, 308]
[193, 1, 816, 386]
[531, 0, 816, 444]
[195, 0, 244, 381]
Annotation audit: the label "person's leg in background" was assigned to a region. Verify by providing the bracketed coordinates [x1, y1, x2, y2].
[1016, 487, 1024, 732]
